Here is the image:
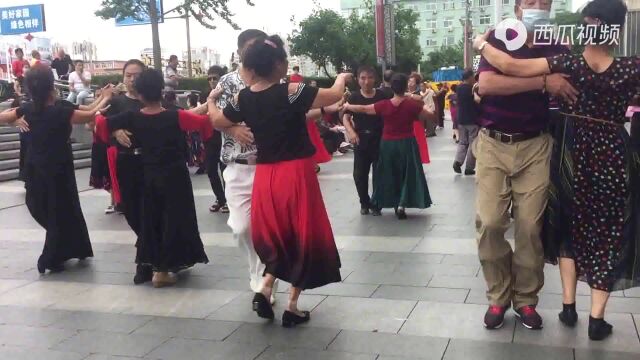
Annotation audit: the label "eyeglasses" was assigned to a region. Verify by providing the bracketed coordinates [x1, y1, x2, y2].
[208, 77, 219, 81]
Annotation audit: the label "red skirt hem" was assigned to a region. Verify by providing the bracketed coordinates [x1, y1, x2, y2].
[251, 157, 341, 290]
[106, 146, 121, 204]
[413, 121, 430, 164]
[307, 120, 332, 164]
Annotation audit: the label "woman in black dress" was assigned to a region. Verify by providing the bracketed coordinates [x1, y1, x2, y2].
[209, 35, 350, 327]
[0, 64, 113, 273]
[475, 0, 639, 340]
[97, 69, 209, 288]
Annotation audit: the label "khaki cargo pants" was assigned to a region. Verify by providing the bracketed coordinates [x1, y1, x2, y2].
[472, 130, 552, 309]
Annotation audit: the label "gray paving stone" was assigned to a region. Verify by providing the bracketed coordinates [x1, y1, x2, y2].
[146, 338, 267, 360]
[0, 324, 77, 348]
[413, 237, 477, 255]
[394, 263, 479, 277]
[299, 282, 379, 297]
[400, 302, 515, 342]
[84, 355, 141, 360]
[574, 349, 640, 360]
[440, 254, 480, 265]
[307, 296, 416, 333]
[53, 329, 168, 357]
[513, 309, 640, 353]
[224, 323, 340, 350]
[0, 306, 71, 326]
[443, 339, 574, 360]
[132, 317, 240, 341]
[428, 275, 487, 290]
[365, 252, 444, 264]
[50, 311, 152, 333]
[328, 329, 448, 359]
[0, 346, 86, 360]
[256, 347, 376, 360]
[207, 292, 326, 324]
[344, 269, 433, 286]
[372, 285, 469, 303]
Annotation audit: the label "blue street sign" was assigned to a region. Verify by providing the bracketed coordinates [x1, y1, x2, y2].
[116, 0, 164, 27]
[0, 4, 46, 35]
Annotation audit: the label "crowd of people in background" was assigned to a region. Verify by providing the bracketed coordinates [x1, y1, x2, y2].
[0, 0, 638, 342]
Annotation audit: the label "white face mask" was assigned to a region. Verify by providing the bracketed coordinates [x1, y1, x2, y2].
[521, 9, 551, 33]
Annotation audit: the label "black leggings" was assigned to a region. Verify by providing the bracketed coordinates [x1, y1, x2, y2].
[205, 134, 226, 205]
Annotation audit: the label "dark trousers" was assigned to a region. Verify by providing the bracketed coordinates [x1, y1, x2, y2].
[353, 131, 381, 207]
[205, 133, 226, 205]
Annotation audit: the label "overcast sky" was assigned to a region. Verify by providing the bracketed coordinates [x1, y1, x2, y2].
[1, 0, 588, 62]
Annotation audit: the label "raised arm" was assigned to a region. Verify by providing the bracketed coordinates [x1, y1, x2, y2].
[306, 100, 342, 119]
[343, 103, 377, 116]
[474, 34, 550, 77]
[208, 98, 236, 129]
[309, 73, 352, 109]
[70, 87, 113, 124]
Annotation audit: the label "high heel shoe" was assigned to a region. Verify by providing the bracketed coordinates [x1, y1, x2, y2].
[152, 272, 176, 288]
[282, 310, 310, 328]
[395, 207, 407, 220]
[252, 293, 274, 320]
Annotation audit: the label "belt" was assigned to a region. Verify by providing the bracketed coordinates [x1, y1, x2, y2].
[357, 129, 381, 135]
[234, 158, 257, 165]
[482, 128, 545, 144]
[119, 148, 142, 155]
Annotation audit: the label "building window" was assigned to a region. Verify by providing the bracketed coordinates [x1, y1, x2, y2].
[478, 0, 491, 6]
[443, 18, 453, 28]
[479, 15, 492, 25]
[442, 2, 454, 10]
[426, 3, 437, 11]
[503, 0, 510, 4]
[426, 39, 438, 47]
[426, 20, 437, 29]
[444, 36, 455, 46]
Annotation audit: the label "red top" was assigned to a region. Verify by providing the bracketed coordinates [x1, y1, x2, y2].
[11, 59, 26, 78]
[374, 98, 424, 140]
[290, 73, 304, 83]
[178, 110, 212, 141]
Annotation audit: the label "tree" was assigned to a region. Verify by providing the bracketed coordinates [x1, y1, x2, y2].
[553, 10, 585, 55]
[289, 0, 422, 76]
[96, 0, 255, 70]
[420, 40, 464, 80]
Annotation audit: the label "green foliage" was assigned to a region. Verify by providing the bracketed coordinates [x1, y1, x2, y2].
[420, 40, 465, 80]
[289, 0, 422, 76]
[95, 0, 254, 30]
[553, 11, 584, 55]
[91, 75, 335, 92]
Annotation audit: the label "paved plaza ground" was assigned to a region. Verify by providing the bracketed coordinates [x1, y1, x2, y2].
[0, 125, 638, 360]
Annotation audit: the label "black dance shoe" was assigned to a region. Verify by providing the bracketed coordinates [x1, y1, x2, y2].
[453, 161, 462, 174]
[282, 310, 310, 328]
[360, 206, 370, 215]
[252, 293, 275, 320]
[395, 207, 407, 220]
[133, 264, 153, 285]
[464, 169, 476, 176]
[588, 316, 613, 341]
[37, 256, 64, 274]
[371, 207, 382, 216]
[558, 305, 578, 327]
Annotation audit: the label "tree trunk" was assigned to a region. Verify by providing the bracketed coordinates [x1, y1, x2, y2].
[148, 0, 162, 71]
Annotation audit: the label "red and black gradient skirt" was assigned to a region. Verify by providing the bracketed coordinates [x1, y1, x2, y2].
[251, 157, 341, 290]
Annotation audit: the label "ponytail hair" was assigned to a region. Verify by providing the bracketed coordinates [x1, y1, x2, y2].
[242, 34, 287, 78]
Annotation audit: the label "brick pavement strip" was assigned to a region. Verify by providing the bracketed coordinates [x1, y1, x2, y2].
[0, 127, 638, 359]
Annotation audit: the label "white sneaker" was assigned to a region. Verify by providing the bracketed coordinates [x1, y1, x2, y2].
[104, 205, 115, 214]
[333, 151, 345, 157]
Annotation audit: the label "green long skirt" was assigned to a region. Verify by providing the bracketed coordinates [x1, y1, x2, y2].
[372, 137, 432, 209]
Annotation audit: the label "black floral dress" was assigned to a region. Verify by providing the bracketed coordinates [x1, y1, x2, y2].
[543, 54, 640, 292]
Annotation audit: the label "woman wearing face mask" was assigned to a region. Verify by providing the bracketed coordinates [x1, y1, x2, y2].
[474, 0, 639, 341]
